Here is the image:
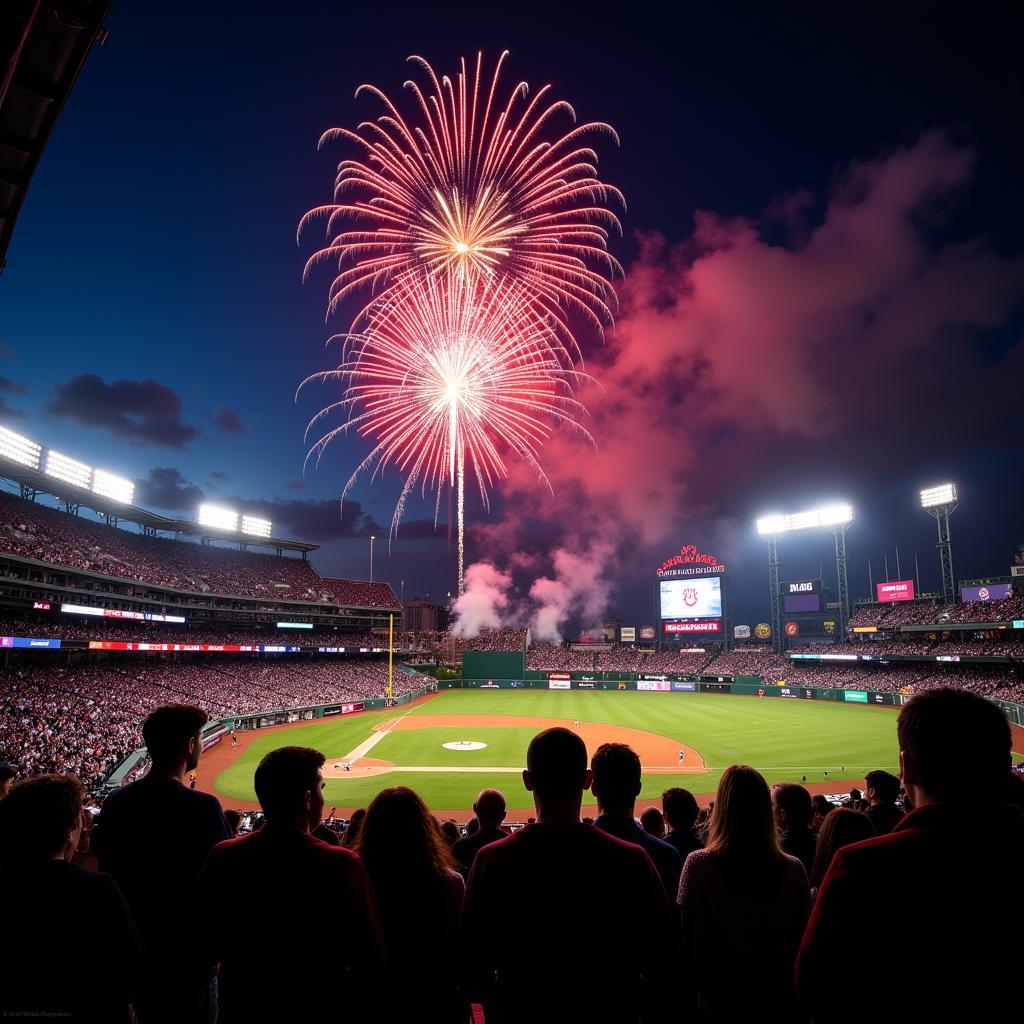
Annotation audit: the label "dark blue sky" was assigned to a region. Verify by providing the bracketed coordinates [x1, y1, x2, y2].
[1, 2, 1022, 630]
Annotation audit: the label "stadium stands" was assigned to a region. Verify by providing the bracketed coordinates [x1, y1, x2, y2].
[0, 491, 398, 608]
[0, 657, 431, 787]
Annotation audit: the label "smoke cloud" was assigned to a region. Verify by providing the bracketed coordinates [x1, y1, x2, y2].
[449, 562, 513, 638]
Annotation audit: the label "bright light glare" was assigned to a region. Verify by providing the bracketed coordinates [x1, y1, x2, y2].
[241, 515, 272, 538]
[920, 483, 957, 508]
[92, 468, 135, 504]
[45, 450, 91, 489]
[198, 504, 238, 531]
[0, 426, 41, 469]
[757, 503, 854, 535]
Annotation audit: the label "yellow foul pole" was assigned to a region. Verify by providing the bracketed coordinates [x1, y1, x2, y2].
[387, 613, 394, 700]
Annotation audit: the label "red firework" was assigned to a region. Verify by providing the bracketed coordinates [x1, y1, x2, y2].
[298, 51, 625, 346]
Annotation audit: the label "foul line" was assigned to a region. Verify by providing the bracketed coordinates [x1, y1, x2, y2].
[339, 706, 418, 765]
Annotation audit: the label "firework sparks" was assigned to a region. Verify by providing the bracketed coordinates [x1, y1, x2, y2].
[298, 51, 625, 348]
[299, 274, 594, 591]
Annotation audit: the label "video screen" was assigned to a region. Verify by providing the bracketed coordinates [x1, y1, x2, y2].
[660, 577, 722, 620]
[783, 593, 821, 613]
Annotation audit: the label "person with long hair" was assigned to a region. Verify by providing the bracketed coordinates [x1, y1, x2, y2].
[807, 808, 875, 897]
[677, 765, 811, 1021]
[356, 787, 468, 1023]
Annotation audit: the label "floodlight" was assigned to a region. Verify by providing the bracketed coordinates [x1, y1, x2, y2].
[756, 504, 853, 535]
[45, 450, 91, 489]
[198, 504, 238, 530]
[0, 426, 41, 469]
[920, 483, 957, 509]
[241, 515, 272, 538]
[92, 468, 134, 504]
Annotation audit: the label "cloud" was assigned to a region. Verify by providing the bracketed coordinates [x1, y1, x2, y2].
[0, 377, 27, 394]
[0, 396, 25, 420]
[287, 479, 305, 491]
[46, 374, 197, 448]
[210, 470, 228, 480]
[213, 407, 243, 433]
[135, 467, 205, 510]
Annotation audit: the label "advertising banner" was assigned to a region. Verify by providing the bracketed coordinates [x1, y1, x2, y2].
[844, 691, 868, 703]
[620, 627, 636, 643]
[664, 619, 721, 634]
[671, 681, 697, 691]
[734, 624, 751, 639]
[755, 623, 771, 639]
[960, 583, 1012, 603]
[637, 679, 671, 691]
[640, 626, 656, 640]
[784, 621, 799, 637]
[548, 679, 571, 690]
[659, 578, 722, 619]
[1, 636, 61, 649]
[782, 580, 821, 595]
[876, 580, 915, 603]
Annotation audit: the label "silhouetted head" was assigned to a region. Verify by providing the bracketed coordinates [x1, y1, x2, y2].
[253, 746, 325, 830]
[591, 743, 642, 816]
[0, 774, 84, 864]
[142, 704, 208, 772]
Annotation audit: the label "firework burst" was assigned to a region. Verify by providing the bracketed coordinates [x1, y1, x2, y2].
[299, 274, 594, 590]
[298, 51, 625, 348]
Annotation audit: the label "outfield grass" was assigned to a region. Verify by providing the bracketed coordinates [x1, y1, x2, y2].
[213, 689, 901, 812]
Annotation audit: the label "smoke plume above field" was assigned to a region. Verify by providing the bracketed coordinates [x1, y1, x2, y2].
[449, 131, 1024, 639]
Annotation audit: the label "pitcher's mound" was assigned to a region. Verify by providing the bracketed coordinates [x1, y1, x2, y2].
[442, 741, 487, 751]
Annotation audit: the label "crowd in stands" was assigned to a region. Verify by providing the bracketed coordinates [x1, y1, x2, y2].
[0, 491, 398, 608]
[850, 592, 1024, 629]
[702, 645, 791, 679]
[0, 657, 432, 787]
[1, 688, 1019, 1022]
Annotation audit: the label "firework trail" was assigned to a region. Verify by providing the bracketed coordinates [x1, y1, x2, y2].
[298, 274, 594, 590]
[298, 51, 625, 348]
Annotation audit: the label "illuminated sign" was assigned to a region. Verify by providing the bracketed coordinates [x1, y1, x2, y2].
[660, 578, 722, 619]
[664, 619, 721, 634]
[734, 625, 751, 639]
[1, 636, 61, 649]
[877, 580, 915, 603]
[844, 690, 868, 703]
[656, 545, 726, 578]
[620, 626, 636, 643]
[961, 583, 1012, 603]
[277, 622, 314, 629]
[754, 623, 772, 639]
[61, 604, 186, 623]
[784, 580, 820, 594]
[785, 621, 799, 637]
[640, 626, 656, 640]
[637, 679, 671, 691]
[32, 601, 51, 611]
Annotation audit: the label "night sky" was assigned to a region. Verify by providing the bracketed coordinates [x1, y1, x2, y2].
[1, 2, 1022, 634]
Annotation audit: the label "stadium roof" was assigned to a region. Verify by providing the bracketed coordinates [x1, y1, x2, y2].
[1, 1, 113, 270]
[0, 454, 319, 554]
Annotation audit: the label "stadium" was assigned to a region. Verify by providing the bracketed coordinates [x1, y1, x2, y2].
[1, 6, 1021, 1024]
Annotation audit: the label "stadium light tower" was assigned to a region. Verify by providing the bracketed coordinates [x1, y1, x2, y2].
[757, 504, 855, 651]
[920, 483, 957, 603]
[369, 534, 376, 582]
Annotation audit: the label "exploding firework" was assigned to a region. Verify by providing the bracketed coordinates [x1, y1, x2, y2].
[299, 274, 593, 592]
[298, 51, 625, 348]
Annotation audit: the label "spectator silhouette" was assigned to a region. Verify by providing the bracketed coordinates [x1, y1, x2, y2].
[798, 688, 1023, 1022]
[94, 704, 229, 1024]
[356, 787, 467, 1023]
[452, 788, 508, 874]
[807, 808, 875, 898]
[662, 787, 704, 862]
[459, 727, 676, 1023]
[0, 762, 15, 798]
[640, 805, 666, 837]
[223, 809, 243, 837]
[810, 793, 833, 830]
[199, 747, 383, 1023]
[592, 742, 682, 898]
[773, 782, 817, 874]
[863, 770, 903, 835]
[0, 775, 142, 1023]
[342, 806, 366, 847]
[678, 765, 811, 1021]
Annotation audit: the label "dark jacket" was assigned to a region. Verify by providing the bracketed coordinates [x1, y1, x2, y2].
[797, 801, 1024, 1022]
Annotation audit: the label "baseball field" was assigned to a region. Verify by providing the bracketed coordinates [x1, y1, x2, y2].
[207, 689, 906, 819]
